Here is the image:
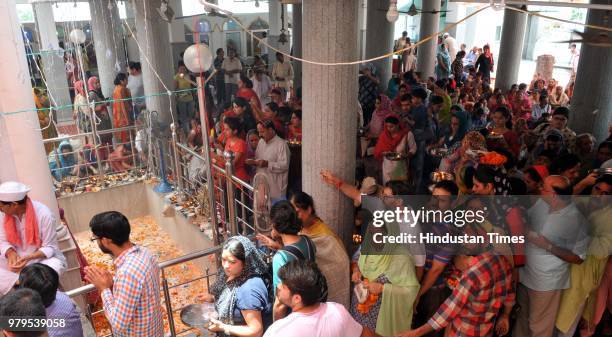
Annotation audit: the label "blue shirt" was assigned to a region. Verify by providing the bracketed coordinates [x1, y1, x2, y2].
[232, 277, 272, 329]
[46, 291, 84, 337]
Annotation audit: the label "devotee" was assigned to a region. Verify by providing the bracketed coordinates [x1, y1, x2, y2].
[263, 260, 380, 337]
[269, 88, 286, 108]
[33, 88, 58, 154]
[287, 110, 302, 142]
[84, 211, 164, 337]
[555, 174, 612, 337]
[464, 46, 479, 69]
[435, 44, 451, 80]
[87, 76, 113, 153]
[127, 61, 145, 114]
[214, 48, 226, 108]
[398, 243, 515, 337]
[203, 236, 272, 337]
[222, 116, 250, 182]
[410, 87, 434, 191]
[174, 61, 197, 134]
[0, 182, 67, 296]
[229, 97, 258, 135]
[549, 153, 581, 185]
[513, 176, 588, 337]
[475, 44, 494, 84]
[531, 94, 551, 121]
[549, 85, 569, 107]
[247, 120, 290, 202]
[73, 80, 91, 133]
[48, 140, 78, 181]
[251, 69, 272, 105]
[443, 33, 459, 63]
[451, 51, 466, 83]
[374, 115, 416, 184]
[112, 73, 132, 144]
[237, 75, 261, 109]
[533, 106, 576, 150]
[108, 144, 133, 173]
[523, 165, 549, 195]
[366, 95, 394, 139]
[0, 288, 49, 337]
[359, 64, 380, 124]
[487, 106, 521, 157]
[271, 52, 293, 98]
[222, 48, 242, 105]
[19, 263, 84, 337]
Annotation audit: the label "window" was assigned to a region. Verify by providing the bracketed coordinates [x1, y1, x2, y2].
[185, 19, 211, 45]
[247, 18, 269, 57]
[224, 20, 242, 56]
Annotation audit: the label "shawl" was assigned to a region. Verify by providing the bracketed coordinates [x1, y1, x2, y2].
[373, 115, 408, 161]
[210, 236, 270, 324]
[3, 198, 41, 248]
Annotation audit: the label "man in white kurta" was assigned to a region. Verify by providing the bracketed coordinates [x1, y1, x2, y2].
[249, 121, 290, 202]
[271, 53, 294, 93]
[0, 182, 67, 294]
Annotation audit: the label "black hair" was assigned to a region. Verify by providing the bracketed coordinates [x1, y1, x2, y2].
[524, 167, 544, 183]
[89, 211, 131, 245]
[538, 149, 557, 162]
[270, 201, 302, 235]
[240, 75, 253, 89]
[276, 51, 283, 57]
[233, 96, 250, 109]
[60, 143, 74, 152]
[18, 264, 58, 308]
[223, 116, 242, 133]
[178, 60, 186, 68]
[266, 102, 279, 114]
[290, 191, 316, 215]
[434, 79, 446, 89]
[550, 154, 581, 175]
[431, 95, 444, 105]
[113, 72, 128, 85]
[292, 110, 302, 120]
[384, 116, 400, 125]
[270, 88, 282, 96]
[552, 106, 570, 119]
[493, 105, 513, 129]
[551, 180, 573, 199]
[0, 288, 47, 337]
[128, 62, 141, 71]
[257, 119, 277, 133]
[411, 87, 428, 100]
[385, 180, 411, 196]
[216, 48, 224, 55]
[456, 50, 466, 59]
[598, 140, 612, 152]
[509, 177, 528, 195]
[278, 260, 327, 306]
[433, 180, 459, 195]
[400, 94, 412, 103]
[223, 238, 246, 263]
[490, 147, 516, 170]
[595, 174, 612, 187]
[474, 165, 497, 186]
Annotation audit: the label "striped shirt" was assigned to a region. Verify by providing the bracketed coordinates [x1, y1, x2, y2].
[46, 291, 84, 337]
[101, 245, 163, 337]
[428, 253, 515, 337]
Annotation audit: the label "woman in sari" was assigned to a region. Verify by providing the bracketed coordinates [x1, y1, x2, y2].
[33, 88, 58, 154]
[236, 76, 261, 110]
[112, 73, 132, 144]
[204, 236, 272, 337]
[222, 116, 250, 182]
[374, 115, 416, 184]
[88, 77, 113, 160]
[487, 106, 521, 157]
[367, 95, 393, 139]
[73, 80, 92, 133]
[286, 110, 302, 142]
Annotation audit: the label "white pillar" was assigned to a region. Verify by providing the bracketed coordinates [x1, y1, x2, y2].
[168, 0, 185, 43]
[32, 2, 73, 124]
[416, 1, 440, 79]
[569, 0, 612, 142]
[358, 0, 367, 59]
[89, 0, 128, 99]
[292, 4, 302, 89]
[365, 0, 394, 91]
[303, 0, 358, 246]
[0, 0, 60, 220]
[268, 0, 281, 63]
[124, 2, 140, 62]
[495, 6, 527, 92]
[132, 0, 176, 128]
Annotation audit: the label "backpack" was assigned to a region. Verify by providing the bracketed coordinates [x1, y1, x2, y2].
[279, 235, 316, 262]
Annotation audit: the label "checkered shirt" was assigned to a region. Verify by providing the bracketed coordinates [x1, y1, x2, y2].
[428, 253, 515, 337]
[101, 245, 164, 337]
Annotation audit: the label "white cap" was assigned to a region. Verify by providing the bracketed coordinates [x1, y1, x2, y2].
[0, 181, 31, 202]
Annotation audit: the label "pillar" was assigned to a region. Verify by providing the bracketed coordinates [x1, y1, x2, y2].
[292, 4, 302, 89]
[365, 0, 394, 92]
[168, 0, 185, 44]
[32, 2, 73, 123]
[358, 0, 367, 59]
[495, 5, 528, 92]
[415, 1, 440, 79]
[302, 0, 358, 246]
[268, 0, 281, 63]
[132, 0, 176, 128]
[124, 2, 140, 62]
[89, 0, 128, 99]
[569, 1, 612, 142]
[0, 0, 60, 220]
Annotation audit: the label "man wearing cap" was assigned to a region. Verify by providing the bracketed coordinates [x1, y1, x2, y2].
[0, 182, 66, 295]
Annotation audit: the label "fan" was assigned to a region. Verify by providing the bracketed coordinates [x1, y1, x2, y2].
[157, 0, 175, 23]
[252, 172, 272, 233]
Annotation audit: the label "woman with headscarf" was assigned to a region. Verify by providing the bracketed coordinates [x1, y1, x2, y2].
[374, 115, 416, 184]
[48, 140, 78, 181]
[33, 88, 58, 154]
[112, 73, 132, 144]
[205, 236, 272, 337]
[236, 76, 261, 110]
[73, 80, 92, 134]
[435, 44, 451, 80]
[88, 77, 113, 159]
[438, 131, 488, 194]
[359, 63, 380, 124]
[366, 95, 393, 139]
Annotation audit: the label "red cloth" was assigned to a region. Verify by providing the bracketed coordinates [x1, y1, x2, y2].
[236, 88, 261, 109]
[373, 118, 407, 161]
[505, 207, 526, 267]
[531, 165, 549, 180]
[3, 198, 41, 248]
[225, 138, 250, 182]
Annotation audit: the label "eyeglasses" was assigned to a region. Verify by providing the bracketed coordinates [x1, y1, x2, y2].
[90, 235, 101, 242]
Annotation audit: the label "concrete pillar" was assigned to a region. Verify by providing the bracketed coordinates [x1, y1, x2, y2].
[124, 2, 140, 62]
[89, 0, 128, 99]
[132, 0, 176, 128]
[32, 2, 72, 124]
[0, 0, 60, 220]
[292, 4, 302, 89]
[268, 0, 281, 63]
[168, 0, 185, 43]
[358, 0, 367, 59]
[415, 1, 440, 79]
[365, 0, 394, 92]
[494, 5, 528, 92]
[569, 0, 612, 142]
[302, 0, 358, 246]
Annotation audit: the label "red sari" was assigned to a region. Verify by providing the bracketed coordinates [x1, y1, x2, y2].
[237, 88, 261, 109]
[373, 124, 408, 161]
[112, 85, 132, 144]
[224, 137, 250, 182]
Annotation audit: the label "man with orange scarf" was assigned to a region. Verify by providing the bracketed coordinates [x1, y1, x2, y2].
[0, 182, 66, 295]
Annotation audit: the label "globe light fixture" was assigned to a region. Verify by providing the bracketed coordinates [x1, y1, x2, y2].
[69, 29, 86, 45]
[183, 44, 213, 73]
